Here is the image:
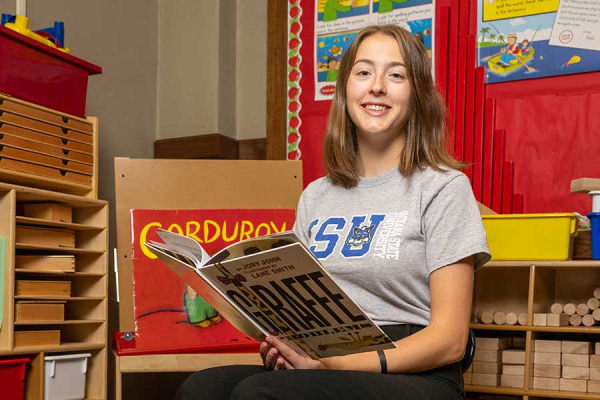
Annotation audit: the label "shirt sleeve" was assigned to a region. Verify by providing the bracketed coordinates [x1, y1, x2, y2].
[423, 174, 491, 273]
[293, 190, 311, 247]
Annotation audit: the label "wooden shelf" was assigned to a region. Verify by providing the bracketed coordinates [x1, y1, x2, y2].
[15, 269, 105, 277]
[16, 216, 105, 231]
[0, 342, 105, 356]
[15, 295, 104, 301]
[16, 243, 104, 254]
[466, 385, 600, 400]
[470, 323, 529, 331]
[15, 319, 104, 325]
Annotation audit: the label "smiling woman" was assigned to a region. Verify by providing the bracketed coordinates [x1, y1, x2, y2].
[176, 25, 490, 400]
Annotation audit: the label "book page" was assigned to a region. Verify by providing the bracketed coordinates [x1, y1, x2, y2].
[156, 228, 210, 266]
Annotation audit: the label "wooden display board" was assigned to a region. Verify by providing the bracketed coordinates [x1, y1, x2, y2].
[114, 158, 303, 332]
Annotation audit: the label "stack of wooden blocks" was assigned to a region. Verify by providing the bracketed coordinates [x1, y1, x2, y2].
[533, 340, 600, 393]
[466, 337, 526, 388]
[534, 289, 600, 327]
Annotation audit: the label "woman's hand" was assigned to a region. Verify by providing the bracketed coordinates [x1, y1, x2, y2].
[259, 340, 286, 370]
[265, 336, 325, 370]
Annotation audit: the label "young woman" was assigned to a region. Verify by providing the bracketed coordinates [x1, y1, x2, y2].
[177, 24, 490, 400]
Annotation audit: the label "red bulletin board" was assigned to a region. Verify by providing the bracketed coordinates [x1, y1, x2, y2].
[287, 0, 600, 214]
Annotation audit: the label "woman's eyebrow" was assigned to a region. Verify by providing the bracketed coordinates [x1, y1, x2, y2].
[353, 59, 405, 68]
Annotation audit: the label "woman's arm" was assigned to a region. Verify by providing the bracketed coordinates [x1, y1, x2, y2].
[267, 256, 474, 372]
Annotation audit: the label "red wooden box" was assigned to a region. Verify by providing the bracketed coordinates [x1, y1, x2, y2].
[0, 358, 30, 400]
[0, 25, 102, 117]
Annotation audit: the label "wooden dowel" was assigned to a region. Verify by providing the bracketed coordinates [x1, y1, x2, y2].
[550, 303, 564, 314]
[564, 303, 577, 316]
[517, 313, 528, 326]
[493, 311, 506, 325]
[570, 314, 583, 326]
[477, 310, 494, 324]
[577, 303, 590, 316]
[582, 314, 596, 327]
[588, 297, 600, 310]
[593, 308, 600, 322]
[505, 312, 518, 325]
[594, 287, 600, 299]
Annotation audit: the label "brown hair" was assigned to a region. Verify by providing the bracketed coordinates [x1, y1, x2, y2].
[322, 24, 464, 188]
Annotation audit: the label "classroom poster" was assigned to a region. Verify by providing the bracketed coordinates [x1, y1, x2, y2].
[127, 209, 296, 354]
[476, 0, 600, 84]
[313, 0, 435, 100]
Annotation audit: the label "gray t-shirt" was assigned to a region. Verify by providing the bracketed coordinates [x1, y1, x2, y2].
[293, 166, 491, 327]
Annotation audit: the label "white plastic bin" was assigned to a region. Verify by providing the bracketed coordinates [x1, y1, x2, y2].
[44, 353, 91, 400]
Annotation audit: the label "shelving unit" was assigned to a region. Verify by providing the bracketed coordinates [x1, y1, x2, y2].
[467, 260, 600, 400]
[0, 181, 108, 400]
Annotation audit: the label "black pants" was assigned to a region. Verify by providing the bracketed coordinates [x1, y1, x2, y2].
[176, 325, 466, 400]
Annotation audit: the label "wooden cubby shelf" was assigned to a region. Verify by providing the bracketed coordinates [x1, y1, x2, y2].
[0, 181, 108, 400]
[468, 260, 600, 400]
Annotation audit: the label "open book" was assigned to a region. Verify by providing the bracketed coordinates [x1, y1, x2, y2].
[145, 229, 395, 359]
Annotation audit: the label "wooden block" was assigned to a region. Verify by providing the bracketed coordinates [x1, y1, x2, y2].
[505, 312, 518, 325]
[562, 353, 589, 367]
[562, 341, 592, 355]
[473, 361, 501, 374]
[15, 301, 65, 322]
[512, 337, 526, 349]
[589, 297, 600, 310]
[474, 350, 502, 362]
[551, 303, 564, 314]
[501, 374, 523, 388]
[583, 314, 596, 327]
[23, 203, 72, 223]
[594, 308, 600, 322]
[463, 372, 472, 385]
[577, 303, 590, 316]
[591, 355, 600, 368]
[493, 312, 506, 325]
[597, 342, 600, 354]
[472, 373, 500, 387]
[476, 337, 511, 350]
[564, 303, 577, 315]
[591, 367, 600, 380]
[15, 280, 71, 297]
[517, 313, 528, 325]
[533, 313, 547, 326]
[535, 339, 562, 353]
[570, 314, 583, 326]
[559, 378, 587, 392]
[502, 364, 525, 376]
[589, 380, 600, 394]
[533, 377, 560, 390]
[547, 313, 569, 327]
[562, 366, 590, 379]
[503, 350, 526, 365]
[534, 352, 561, 366]
[534, 364, 561, 378]
[14, 330, 60, 347]
[15, 255, 75, 272]
[15, 226, 75, 248]
[573, 230, 593, 259]
[595, 287, 600, 299]
[571, 178, 600, 193]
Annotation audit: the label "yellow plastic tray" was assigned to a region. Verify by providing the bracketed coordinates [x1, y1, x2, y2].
[481, 213, 579, 261]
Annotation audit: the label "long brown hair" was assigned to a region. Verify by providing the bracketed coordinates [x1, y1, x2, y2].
[322, 25, 464, 188]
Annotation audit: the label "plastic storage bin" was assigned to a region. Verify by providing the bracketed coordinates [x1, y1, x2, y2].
[588, 212, 600, 260]
[0, 357, 30, 400]
[481, 213, 578, 260]
[44, 353, 91, 400]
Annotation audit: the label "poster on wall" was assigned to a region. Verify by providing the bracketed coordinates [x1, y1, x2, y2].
[125, 209, 296, 355]
[314, 0, 435, 100]
[476, 0, 600, 84]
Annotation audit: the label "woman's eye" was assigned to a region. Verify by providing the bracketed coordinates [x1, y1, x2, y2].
[390, 73, 404, 80]
[356, 70, 370, 76]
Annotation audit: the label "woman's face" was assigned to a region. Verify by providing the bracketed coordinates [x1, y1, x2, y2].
[346, 33, 411, 143]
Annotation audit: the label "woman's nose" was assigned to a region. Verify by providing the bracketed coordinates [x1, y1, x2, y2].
[370, 74, 386, 95]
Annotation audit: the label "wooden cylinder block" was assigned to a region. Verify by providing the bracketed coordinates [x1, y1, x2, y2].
[477, 310, 494, 325]
[570, 314, 583, 326]
[505, 312, 518, 325]
[518, 313, 528, 326]
[588, 297, 600, 310]
[582, 314, 596, 327]
[494, 311, 506, 325]
[564, 303, 577, 316]
[577, 303, 590, 316]
[550, 303, 564, 314]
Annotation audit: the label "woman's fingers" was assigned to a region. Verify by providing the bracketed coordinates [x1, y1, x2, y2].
[265, 348, 279, 370]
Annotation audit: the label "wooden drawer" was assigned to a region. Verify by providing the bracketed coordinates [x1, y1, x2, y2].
[16, 280, 71, 297]
[14, 330, 61, 347]
[0, 122, 93, 155]
[15, 301, 65, 322]
[0, 145, 93, 175]
[0, 96, 93, 133]
[0, 157, 92, 185]
[0, 111, 92, 144]
[16, 226, 75, 248]
[15, 255, 75, 272]
[24, 203, 73, 223]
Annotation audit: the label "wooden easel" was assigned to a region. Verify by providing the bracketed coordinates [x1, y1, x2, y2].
[113, 158, 303, 400]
